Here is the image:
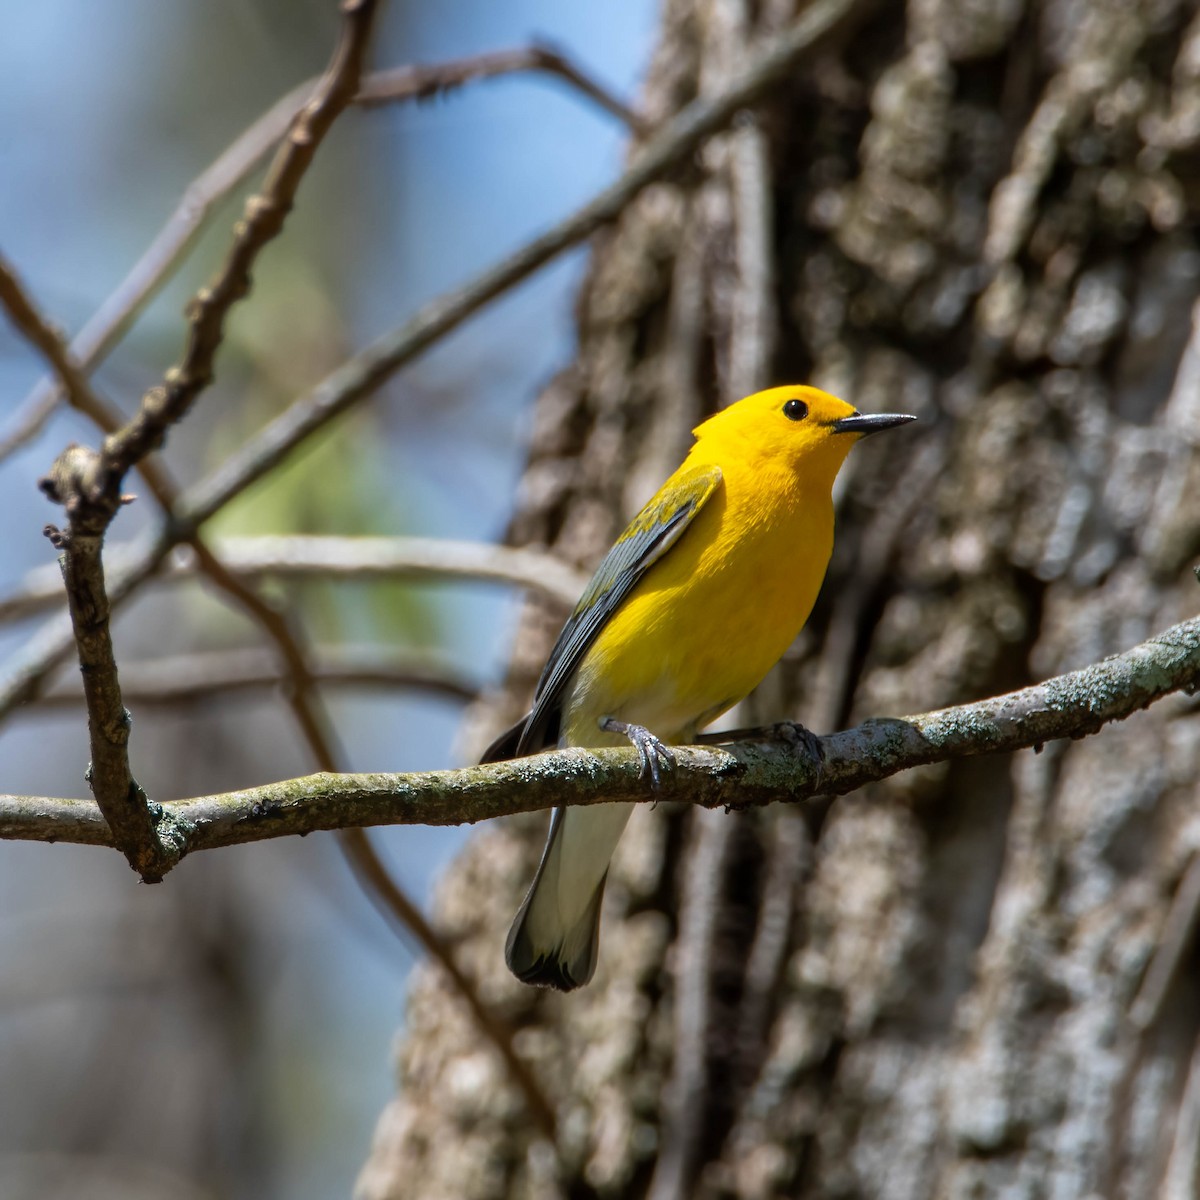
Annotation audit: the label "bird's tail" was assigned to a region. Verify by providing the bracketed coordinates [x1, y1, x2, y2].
[505, 802, 634, 991]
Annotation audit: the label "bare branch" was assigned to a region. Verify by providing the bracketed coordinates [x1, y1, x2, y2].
[0, 245, 185, 515]
[0, 44, 641, 465]
[0, 535, 586, 624]
[41, 517, 165, 877]
[94, 0, 381, 493]
[354, 42, 644, 131]
[3, 611, 1195, 855]
[338, 828, 558, 1140]
[0, 253, 112, 425]
[0, 241, 172, 877]
[199, 533, 587, 605]
[26, 645, 478, 710]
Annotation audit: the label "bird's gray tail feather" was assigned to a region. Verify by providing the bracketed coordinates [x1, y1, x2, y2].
[505, 802, 633, 991]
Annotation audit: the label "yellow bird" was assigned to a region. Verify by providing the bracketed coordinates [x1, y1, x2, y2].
[483, 385, 915, 990]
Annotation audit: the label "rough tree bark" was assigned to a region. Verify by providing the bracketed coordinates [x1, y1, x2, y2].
[357, 1, 1200, 1196]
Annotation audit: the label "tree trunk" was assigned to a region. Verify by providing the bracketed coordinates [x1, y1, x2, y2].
[357, 1, 1200, 1196]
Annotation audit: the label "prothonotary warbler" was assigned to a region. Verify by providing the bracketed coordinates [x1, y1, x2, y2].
[483, 385, 916, 990]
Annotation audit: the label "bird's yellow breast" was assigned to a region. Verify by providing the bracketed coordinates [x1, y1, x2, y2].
[563, 459, 834, 745]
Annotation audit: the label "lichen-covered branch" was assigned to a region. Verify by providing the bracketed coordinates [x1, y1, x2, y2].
[4, 612, 1195, 858]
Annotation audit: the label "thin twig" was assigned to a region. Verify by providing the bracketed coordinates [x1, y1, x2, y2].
[26, 645, 478, 710]
[0, 244, 182, 513]
[354, 42, 644, 131]
[41, 516, 164, 877]
[0, 44, 641, 465]
[198, 534, 588, 604]
[0, 237, 176, 878]
[338, 828, 558, 1139]
[3, 611, 1195, 852]
[0, 253, 112, 424]
[1129, 851, 1200, 1032]
[648, 810, 734, 1200]
[95, 0, 381, 494]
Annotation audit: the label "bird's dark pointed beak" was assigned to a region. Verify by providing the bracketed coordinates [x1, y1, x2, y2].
[830, 412, 918, 436]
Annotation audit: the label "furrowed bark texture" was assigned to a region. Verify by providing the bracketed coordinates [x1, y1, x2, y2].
[358, 2, 1200, 1197]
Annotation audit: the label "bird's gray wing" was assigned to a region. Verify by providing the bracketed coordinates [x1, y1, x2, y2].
[480, 463, 723, 761]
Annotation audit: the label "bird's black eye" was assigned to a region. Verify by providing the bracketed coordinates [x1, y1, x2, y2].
[783, 398, 808, 421]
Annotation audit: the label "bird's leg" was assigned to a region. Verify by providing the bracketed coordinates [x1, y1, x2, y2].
[599, 716, 676, 788]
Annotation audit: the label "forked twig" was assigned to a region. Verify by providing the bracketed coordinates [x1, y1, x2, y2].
[28, 0, 383, 880]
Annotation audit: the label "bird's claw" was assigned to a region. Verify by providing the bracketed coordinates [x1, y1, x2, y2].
[599, 716, 675, 789]
[767, 720, 824, 783]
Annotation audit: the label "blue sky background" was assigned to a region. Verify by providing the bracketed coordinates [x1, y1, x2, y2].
[0, 3, 656, 1196]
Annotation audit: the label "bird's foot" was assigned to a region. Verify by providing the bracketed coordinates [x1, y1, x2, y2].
[765, 721, 825, 784]
[599, 716, 675, 788]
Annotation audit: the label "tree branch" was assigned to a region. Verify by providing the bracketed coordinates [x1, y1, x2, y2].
[0, 253, 111, 424]
[353, 42, 644, 130]
[24, 645, 479, 710]
[94, 0, 380, 492]
[337, 827, 558, 1140]
[0, 535, 587, 624]
[4, 612, 1195, 855]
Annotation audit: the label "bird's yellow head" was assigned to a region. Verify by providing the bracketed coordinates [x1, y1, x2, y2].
[690, 384, 916, 485]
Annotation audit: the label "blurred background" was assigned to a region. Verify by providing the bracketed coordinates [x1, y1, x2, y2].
[0, 2, 654, 1197]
